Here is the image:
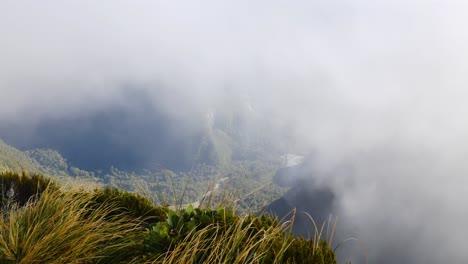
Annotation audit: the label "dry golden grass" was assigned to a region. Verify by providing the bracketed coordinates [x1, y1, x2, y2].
[0, 187, 143, 264]
[138, 214, 290, 264]
[136, 210, 336, 264]
[0, 171, 337, 264]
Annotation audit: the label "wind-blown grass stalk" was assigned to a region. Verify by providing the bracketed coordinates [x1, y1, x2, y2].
[0, 172, 338, 263]
[0, 187, 144, 264]
[144, 215, 289, 264]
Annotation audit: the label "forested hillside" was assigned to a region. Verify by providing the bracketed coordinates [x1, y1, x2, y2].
[0, 139, 96, 179]
[0, 136, 290, 213]
[0, 138, 44, 173]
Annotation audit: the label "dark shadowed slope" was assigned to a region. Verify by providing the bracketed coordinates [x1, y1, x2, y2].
[265, 159, 335, 237]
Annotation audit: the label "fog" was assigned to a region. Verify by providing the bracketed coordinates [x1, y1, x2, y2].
[2, 1, 468, 262]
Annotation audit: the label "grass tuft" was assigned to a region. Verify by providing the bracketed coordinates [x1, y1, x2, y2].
[0, 171, 337, 264]
[0, 187, 143, 263]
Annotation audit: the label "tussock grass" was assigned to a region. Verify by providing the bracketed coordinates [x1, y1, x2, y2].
[144, 214, 289, 264]
[91, 186, 168, 225]
[0, 171, 337, 264]
[0, 187, 144, 264]
[0, 171, 55, 207]
[139, 208, 336, 264]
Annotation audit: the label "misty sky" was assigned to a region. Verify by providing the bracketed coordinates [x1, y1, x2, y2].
[2, 1, 468, 263]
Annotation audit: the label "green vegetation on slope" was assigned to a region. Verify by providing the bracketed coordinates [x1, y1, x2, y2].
[0, 139, 45, 174]
[0, 139, 97, 179]
[104, 160, 288, 213]
[0, 171, 336, 264]
[0, 136, 287, 214]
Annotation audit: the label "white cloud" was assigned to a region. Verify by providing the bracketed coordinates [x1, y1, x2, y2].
[1, 1, 468, 262]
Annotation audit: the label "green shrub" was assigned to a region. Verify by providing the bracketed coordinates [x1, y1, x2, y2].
[143, 206, 336, 263]
[91, 186, 168, 225]
[144, 205, 237, 254]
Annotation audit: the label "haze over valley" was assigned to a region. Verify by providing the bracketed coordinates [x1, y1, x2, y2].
[2, 1, 468, 263]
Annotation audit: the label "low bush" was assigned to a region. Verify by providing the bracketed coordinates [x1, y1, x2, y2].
[91, 186, 168, 225]
[143, 206, 337, 263]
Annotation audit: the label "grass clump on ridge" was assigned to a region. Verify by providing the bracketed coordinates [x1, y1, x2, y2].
[0, 186, 143, 263]
[0, 171, 56, 207]
[91, 186, 168, 225]
[142, 206, 336, 264]
[0, 171, 337, 263]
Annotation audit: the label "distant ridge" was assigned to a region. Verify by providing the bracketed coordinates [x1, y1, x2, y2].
[0, 138, 93, 178]
[0, 138, 44, 173]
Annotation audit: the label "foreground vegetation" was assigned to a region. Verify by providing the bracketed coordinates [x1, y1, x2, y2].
[0, 171, 336, 263]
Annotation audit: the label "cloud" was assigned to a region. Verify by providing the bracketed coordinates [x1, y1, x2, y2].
[2, 1, 468, 262]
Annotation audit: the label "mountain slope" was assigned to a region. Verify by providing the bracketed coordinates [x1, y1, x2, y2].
[0, 138, 95, 179]
[0, 138, 45, 173]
